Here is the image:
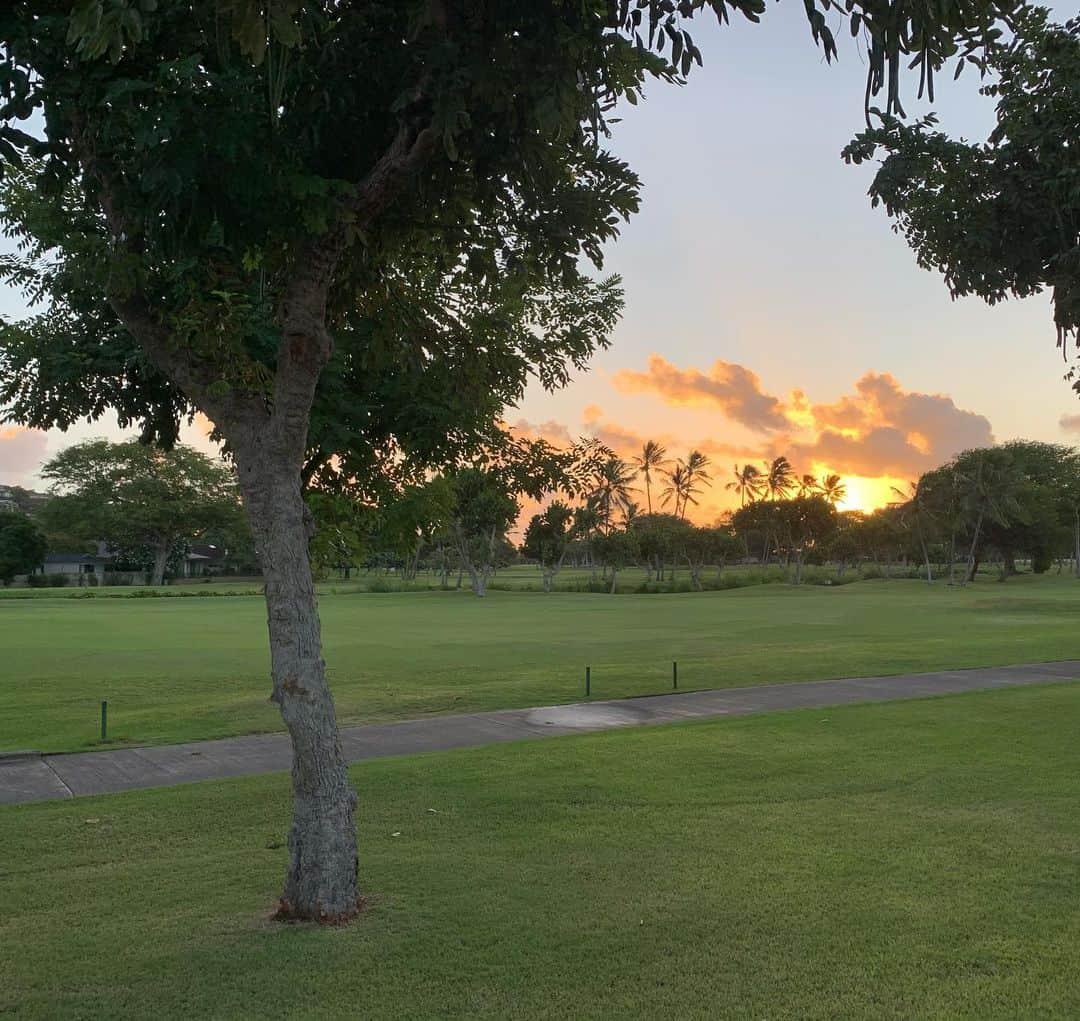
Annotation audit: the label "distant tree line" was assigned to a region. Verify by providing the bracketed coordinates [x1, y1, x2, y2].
[316, 439, 1080, 594]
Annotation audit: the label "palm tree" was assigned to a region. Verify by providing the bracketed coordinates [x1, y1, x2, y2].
[763, 456, 795, 501]
[679, 450, 713, 519]
[891, 479, 933, 584]
[798, 473, 818, 497]
[660, 463, 690, 518]
[633, 441, 669, 515]
[818, 473, 846, 505]
[591, 457, 636, 531]
[955, 451, 1022, 585]
[726, 463, 763, 507]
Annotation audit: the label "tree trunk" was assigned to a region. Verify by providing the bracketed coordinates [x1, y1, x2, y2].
[964, 512, 985, 585]
[150, 541, 170, 586]
[794, 551, 803, 586]
[609, 566, 618, 594]
[236, 457, 359, 923]
[1074, 509, 1079, 579]
[915, 515, 932, 585]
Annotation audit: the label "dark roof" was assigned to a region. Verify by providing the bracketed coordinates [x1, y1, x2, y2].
[44, 552, 113, 565]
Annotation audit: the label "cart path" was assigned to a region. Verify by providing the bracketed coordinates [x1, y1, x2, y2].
[4, 659, 1080, 806]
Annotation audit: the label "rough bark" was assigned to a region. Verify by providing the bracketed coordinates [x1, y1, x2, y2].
[236, 448, 360, 923]
[79, 68, 444, 924]
[149, 541, 170, 586]
[1074, 509, 1079, 578]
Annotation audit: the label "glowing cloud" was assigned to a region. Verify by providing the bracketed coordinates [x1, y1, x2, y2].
[516, 359, 999, 516]
[612, 355, 789, 432]
[1060, 413, 1080, 435]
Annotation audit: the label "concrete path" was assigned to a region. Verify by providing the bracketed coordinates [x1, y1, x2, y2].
[4, 660, 1080, 806]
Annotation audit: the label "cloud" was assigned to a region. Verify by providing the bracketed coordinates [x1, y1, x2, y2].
[509, 418, 575, 447]
[1060, 413, 1080, 435]
[581, 405, 654, 456]
[612, 355, 788, 432]
[0, 426, 48, 484]
[787, 372, 994, 478]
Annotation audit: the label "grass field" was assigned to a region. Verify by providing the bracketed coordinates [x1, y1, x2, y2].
[3, 573, 1080, 753]
[3, 683, 1080, 1019]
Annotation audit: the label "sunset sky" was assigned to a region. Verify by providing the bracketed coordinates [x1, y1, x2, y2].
[2, 6, 1076, 518]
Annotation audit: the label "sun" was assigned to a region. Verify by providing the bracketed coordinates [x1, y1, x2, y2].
[832, 474, 905, 514]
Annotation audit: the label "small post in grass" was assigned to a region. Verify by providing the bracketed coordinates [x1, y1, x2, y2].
[673, 660, 678, 690]
[585, 665, 591, 698]
[100, 700, 108, 742]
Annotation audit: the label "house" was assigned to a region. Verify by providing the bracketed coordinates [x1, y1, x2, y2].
[42, 542, 114, 586]
[182, 543, 228, 577]
[0, 485, 49, 514]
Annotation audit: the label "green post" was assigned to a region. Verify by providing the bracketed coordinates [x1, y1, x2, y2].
[585, 666, 591, 698]
[673, 661, 678, 690]
[100, 700, 107, 741]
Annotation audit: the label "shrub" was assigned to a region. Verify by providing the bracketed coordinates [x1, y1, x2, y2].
[26, 574, 48, 588]
[47, 573, 68, 588]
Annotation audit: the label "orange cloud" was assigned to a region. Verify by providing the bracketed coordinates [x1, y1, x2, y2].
[792, 372, 993, 477]
[0, 426, 48, 484]
[510, 418, 575, 447]
[513, 361, 1000, 517]
[613, 355, 788, 432]
[1060, 413, 1080, 435]
[610, 357, 993, 480]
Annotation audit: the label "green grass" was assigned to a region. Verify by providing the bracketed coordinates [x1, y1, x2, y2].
[3, 683, 1080, 1019]
[3, 572, 1080, 752]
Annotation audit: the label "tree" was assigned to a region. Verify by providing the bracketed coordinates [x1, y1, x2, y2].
[0, 512, 46, 583]
[591, 457, 637, 530]
[819, 473, 846, 505]
[890, 480, 934, 584]
[591, 527, 639, 594]
[771, 496, 837, 584]
[445, 469, 519, 598]
[660, 463, 689, 518]
[522, 501, 577, 593]
[39, 440, 240, 585]
[763, 456, 796, 501]
[726, 463, 763, 507]
[0, 0, 1017, 923]
[682, 523, 733, 590]
[953, 447, 1024, 584]
[373, 478, 455, 582]
[633, 440, 669, 516]
[844, 10, 1080, 378]
[630, 512, 682, 582]
[681, 449, 713, 517]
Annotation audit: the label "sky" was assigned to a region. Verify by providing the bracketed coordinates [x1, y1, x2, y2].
[2, 6, 1077, 518]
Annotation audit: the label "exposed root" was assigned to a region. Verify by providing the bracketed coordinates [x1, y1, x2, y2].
[271, 894, 368, 926]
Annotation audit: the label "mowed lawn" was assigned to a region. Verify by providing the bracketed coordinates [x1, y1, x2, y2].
[4, 574, 1080, 752]
[3, 684, 1080, 1019]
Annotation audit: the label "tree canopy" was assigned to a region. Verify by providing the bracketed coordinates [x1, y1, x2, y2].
[844, 9, 1080, 371]
[39, 439, 241, 584]
[0, 511, 46, 583]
